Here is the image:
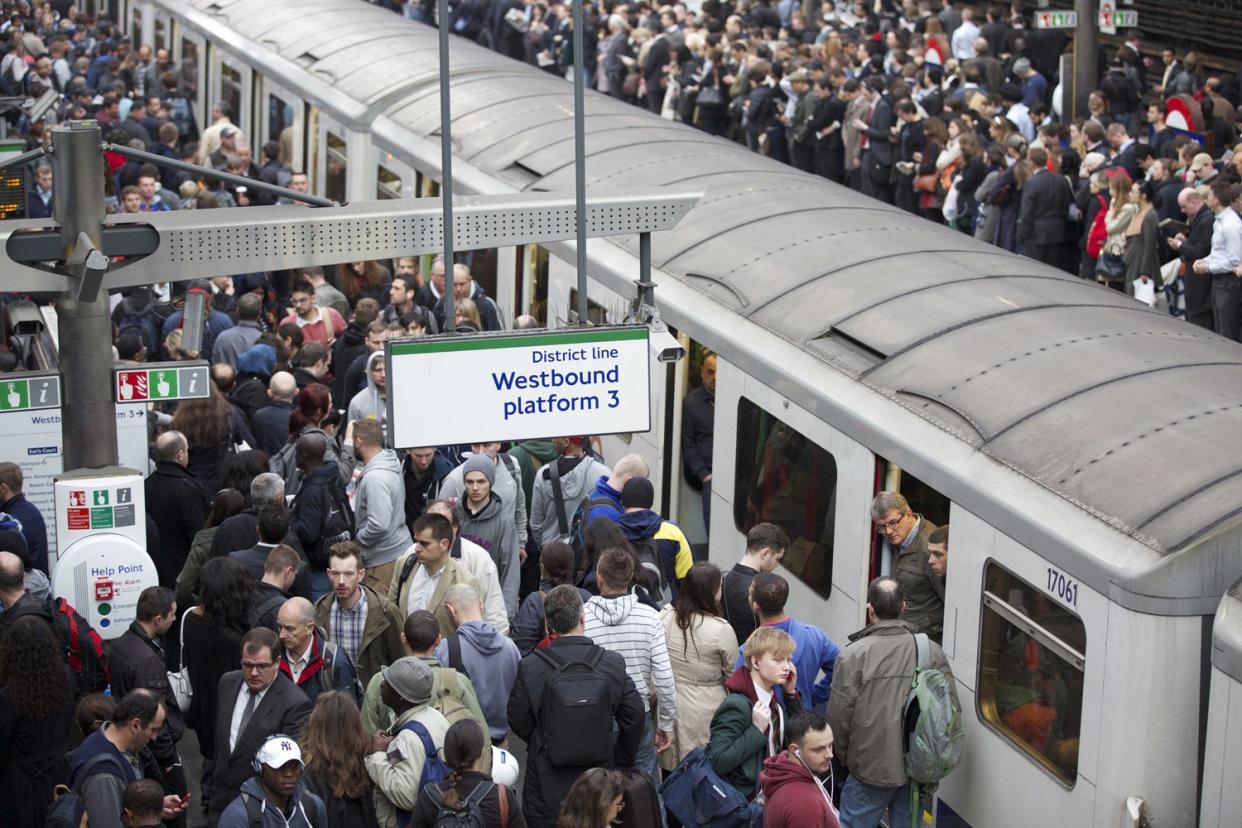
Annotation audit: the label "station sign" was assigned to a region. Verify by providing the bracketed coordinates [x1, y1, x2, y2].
[115, 360, 210, 402]
[1035, 10, 1077, 28]
[386, 327, 651, 447]
[1099, 9, 1136, 27]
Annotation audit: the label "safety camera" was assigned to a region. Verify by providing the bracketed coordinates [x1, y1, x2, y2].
[650, 327, 685, 363]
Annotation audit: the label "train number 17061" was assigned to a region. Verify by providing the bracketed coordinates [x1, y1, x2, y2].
[1046, 567, 1079, 607]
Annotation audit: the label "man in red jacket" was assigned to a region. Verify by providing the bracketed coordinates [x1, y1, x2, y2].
[760, 711, 840, 828]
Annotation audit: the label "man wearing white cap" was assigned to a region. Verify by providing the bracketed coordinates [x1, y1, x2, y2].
[367, 657, 451, 828]
[218, 735, 327, 828]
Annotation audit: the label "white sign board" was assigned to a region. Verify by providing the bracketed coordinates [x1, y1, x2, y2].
[387, 327, 651, 447]
[1035, 10, 1077, 28]
[0, 402, 150, 562]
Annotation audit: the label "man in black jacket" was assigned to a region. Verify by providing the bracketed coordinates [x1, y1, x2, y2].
[854, 76, 895, 204]
[144, 431, 208, 589]
[289, 433, 349, 599]
[208, 627, 312, 825]
[251, 372, 296, 457]
[1169, 187, 1216, 331]
[809, 78, 846, 183]
[1018, 147, 1073, 272]
[681, 351, 715, 530]
[508, 585, 645, 828]
[108, 586, 189, 809]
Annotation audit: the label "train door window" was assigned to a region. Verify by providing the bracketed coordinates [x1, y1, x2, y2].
[130, 3, 141, 46]
[180, 36, 204, 130]
[978, 561, 1085, 786]
[266, 87, 303, 174]
[154, 13, 168, 51]
[871, 460, 951, 581]
[567, 288, 609, 325]
[325, 130, 347, 206]
[734, 398, 836, 598]
[527, 246, 550, 325]
[218, 61, 245, 135]
[377, 164, 403, 200]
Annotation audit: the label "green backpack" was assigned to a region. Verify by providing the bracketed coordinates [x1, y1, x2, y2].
[902, 632, 964, 786]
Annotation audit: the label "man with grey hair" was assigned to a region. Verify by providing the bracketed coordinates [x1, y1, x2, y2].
[1170, 186, 1217, 331]
[276, 596, 360, 704]
[436, 583, 520, 744]
[869, 491, 942, 641]
[145, 430, 208, 588]
[211, 293, 264, 369]
[211, 472, 300, 558]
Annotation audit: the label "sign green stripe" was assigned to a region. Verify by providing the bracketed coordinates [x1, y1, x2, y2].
[389, 327, 648, 356]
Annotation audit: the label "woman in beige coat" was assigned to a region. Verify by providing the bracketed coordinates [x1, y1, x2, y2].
[659, 562, 739, 770]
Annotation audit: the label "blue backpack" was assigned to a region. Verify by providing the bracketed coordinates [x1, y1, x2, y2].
[659, 746, 761, 828]
[395, 720, 450, 828]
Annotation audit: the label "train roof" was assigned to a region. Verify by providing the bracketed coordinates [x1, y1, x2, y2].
[180, 0, 1242, 609]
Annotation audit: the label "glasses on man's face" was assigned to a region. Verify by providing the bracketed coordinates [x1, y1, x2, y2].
[241, 661, 275, 673]
[875, 512, 907, 532]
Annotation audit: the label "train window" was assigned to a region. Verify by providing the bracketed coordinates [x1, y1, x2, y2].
[325, 131, 347, 205]
[377, 164, 402, 200]
[733, 398, 836, 598]
[568, 288, 609, 325]
[219, 63, 242, 132]
[154, 15, 166, 51]
[269, 93, 293, 147]
[180, 38, 200, 103]
[978, 561, 1086, 787]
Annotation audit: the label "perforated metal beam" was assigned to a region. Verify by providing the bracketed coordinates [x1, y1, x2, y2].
[0, 190, 701, 293]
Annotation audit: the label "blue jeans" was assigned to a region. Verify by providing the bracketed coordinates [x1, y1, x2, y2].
[839, 776, 913, 828]
[633, 711, 668, 827]
[309, 570, 330, 603]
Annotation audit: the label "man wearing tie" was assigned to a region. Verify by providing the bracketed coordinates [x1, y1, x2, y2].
[208, 627, 313, 826]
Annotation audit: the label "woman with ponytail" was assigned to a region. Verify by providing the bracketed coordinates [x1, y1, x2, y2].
[411, 719, 526, 827]
[269, 383, 349, 493]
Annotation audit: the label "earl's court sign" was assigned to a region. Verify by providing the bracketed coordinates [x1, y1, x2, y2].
[386, 327, 651, 447]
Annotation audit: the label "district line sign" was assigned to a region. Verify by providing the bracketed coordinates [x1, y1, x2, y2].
[386, 327, 651, 447]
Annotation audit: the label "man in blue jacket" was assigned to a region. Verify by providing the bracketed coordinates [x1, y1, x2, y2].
[582, 453, 652, 526]
[735, 572, 839, 709]
[0, 462, 48, 574]
[218, 735, 327, 828]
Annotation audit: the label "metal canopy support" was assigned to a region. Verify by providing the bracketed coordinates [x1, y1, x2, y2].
[0, 189, 701, 293]
[572, 0, 588, 325]
[437, 0, 456, 330]
[1073, 0, 1098, 121]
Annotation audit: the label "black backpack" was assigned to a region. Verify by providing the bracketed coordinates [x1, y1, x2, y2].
[632, 536, 671, 606]
[426, 780, 501, 828]
[294, 483, 355, 568]
[43, 784, 86, 828]
[115, 297, 162, 358]
[534, 647, 614, 767]
[568, 494, 615, 555]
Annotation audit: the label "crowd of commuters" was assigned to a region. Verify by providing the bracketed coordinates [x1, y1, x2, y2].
[378, 0, 1242, 340]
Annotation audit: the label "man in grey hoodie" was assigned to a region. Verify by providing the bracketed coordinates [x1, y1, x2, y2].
[530, 436, 612, 548]
[350, 419, 412, 593]
[454, 455, 520, 618]
[436, 583, 521, 744]
[346, 351, 388, 443]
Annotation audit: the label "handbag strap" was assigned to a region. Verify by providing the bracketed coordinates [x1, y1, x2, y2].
[177, 606, 196, 671]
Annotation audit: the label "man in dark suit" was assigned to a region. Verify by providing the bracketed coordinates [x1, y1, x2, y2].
[1169, 187, 1217, 331]
[809, 77, 846, 184]
[853, 77, 895, 204]
[641, 17, 672, 114]
[1018, 147, 1073, 272]
[208, 627, 312, 826]
[894, 100, 926, 215]
[145, 431, 208, 589]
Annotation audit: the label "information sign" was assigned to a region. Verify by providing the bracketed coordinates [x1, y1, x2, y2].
[1099, 9, 1137, 27]
[387, 327, 651, 447]
[1035, 10, 1077, 28]
[115, 361, 210, 402]
[0, 373, 60, 411]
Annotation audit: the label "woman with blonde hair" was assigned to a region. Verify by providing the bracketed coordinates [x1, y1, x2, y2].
[301, 690, 378, 827]
[454, 296, 483, 330]
[1098, 174, 1136, 290]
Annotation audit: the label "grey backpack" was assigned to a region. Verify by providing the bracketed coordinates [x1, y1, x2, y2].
[902, 632, 964, 785]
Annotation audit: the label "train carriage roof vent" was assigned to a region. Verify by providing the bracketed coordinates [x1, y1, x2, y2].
[807, 328, 885, 377]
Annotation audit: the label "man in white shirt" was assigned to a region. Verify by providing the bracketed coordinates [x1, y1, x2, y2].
[1193, 181, 1242, 341]
[950, 7, 980, 60]
[388, 512, 480, 637]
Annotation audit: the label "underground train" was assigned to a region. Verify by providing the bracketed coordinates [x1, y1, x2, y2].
[86, 0, 1242, 823]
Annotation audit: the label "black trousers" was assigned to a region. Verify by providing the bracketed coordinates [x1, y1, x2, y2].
[1211, 273, 1242, 341]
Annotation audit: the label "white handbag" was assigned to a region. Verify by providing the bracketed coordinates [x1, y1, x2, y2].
[166, 607, 194, 713]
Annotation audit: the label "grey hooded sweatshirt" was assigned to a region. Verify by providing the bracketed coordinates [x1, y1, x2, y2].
[530, 454, 612, 547]
[354, 448, 411, 569]
[456, 494, 519, 618]
[435, 619, 521, 741]
[347, 351, 388, 441]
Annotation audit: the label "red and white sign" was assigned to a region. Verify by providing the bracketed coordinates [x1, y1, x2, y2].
[68, 490, 86, 507]
[94, 579, 114, 601]
[116, 371, 149, 402]
[66, 508, 89, 530]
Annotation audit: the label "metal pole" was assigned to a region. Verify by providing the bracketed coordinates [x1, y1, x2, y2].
[1073, 0, 1098, 122]
[438, 0, 455, 332]
[639, 231, 651, 291]
[52, 122, 117, 470]
[572, 0, 588, 326]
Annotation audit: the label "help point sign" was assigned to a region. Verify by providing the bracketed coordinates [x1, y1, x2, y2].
[387, 327, 651, 447]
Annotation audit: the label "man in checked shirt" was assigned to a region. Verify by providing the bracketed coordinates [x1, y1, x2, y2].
[313, 542, 405, 687]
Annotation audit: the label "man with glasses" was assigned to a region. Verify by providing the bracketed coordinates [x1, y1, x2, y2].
[279, 280, 346, 347]
[870, 491, 943, 642]
[314, 541, 404, 687]
[208, 627, 312, 825]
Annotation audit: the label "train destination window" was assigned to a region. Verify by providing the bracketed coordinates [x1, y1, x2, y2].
[978, 561, 1086, 786]
[733, 398, 836, 598]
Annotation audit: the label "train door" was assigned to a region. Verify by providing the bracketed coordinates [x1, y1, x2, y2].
[310, 108, 348, 204]
[127, 0, 140, 45]
[263, 81, 305, 176]
[668, 339, 710, 549]
[212, 50, 252, 142]
[712, 363, 875, 644]
[174, 30, 206, 139]
[153, 9, 170, 52]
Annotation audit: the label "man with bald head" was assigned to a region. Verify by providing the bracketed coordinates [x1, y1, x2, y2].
[145, 430, 208, 587]
[290, 432, 350, 600]
[252, 371, 298, 455]
[276, 596, 360, 703]
[1169, 187, 1217, 331]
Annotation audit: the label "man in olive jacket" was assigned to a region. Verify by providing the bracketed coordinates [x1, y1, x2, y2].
[871, 491, 943, 641]
[826, 577, 958, 828]
[313, 542, 404, 687]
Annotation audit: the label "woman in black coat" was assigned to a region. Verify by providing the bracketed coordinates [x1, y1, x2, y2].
[0, 616, 76, 828]
[411, 720, 525, 828]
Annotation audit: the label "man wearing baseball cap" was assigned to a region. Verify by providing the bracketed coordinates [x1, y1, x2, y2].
[218, 735, 327, 828]
[366, 657, 451, 827]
